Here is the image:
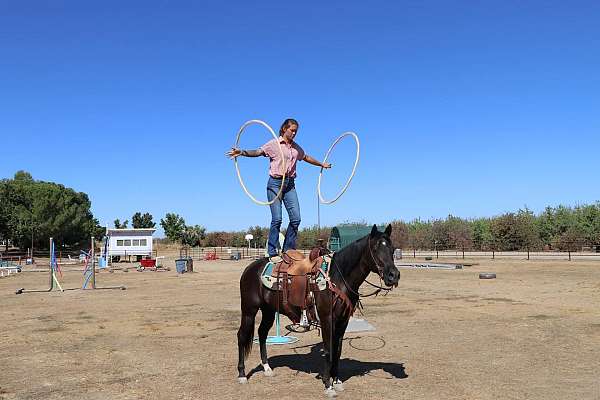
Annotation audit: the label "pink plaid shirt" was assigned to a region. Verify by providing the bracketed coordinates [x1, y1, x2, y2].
[261, 137, 305, 178]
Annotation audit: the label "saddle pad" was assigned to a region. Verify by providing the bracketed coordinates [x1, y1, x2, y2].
[260, 261, 328, 291]
[260, 262, 276, 289]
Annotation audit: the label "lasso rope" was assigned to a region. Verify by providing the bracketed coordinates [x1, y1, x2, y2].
[318, 132, 360, 205]
[233, 119, 287, 206]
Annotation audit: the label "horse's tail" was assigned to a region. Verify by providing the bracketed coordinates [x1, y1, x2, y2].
[238, 258, 265, 362]
[241, 332, 253, 360]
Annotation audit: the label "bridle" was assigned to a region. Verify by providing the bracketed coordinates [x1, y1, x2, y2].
[331, 236, 395, 300]
[364, 236, 396, 293]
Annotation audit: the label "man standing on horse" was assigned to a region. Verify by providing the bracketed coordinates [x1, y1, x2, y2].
[226, 118, 331, 259]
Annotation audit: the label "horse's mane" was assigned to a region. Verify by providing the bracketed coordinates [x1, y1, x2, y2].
[329, 235, 368, 281]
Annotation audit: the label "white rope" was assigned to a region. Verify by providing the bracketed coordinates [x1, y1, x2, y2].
[233, 120, 287, 206]
[318, 132, 360, 204]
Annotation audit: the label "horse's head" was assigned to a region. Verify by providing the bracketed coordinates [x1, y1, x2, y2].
[367, 224, 400, 287]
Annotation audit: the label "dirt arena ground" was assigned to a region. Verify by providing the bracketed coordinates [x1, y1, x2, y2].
[1, 256, 599, 400]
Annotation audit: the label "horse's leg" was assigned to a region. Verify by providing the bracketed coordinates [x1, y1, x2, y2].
[258, 307, 276, 377]
[331, 318, 350, 392]
[237, 307, 257, 383]
[319, 307, 337, 398]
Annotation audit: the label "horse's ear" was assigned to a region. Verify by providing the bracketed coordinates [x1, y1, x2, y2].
[385, 224, 392, 236]
[371, 224, 379, 236]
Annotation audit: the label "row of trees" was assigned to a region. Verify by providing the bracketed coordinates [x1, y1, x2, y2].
[114, 212, 156, 229]
[0, 171, 103, 250]
[0, 172, 161, 251]
[159, 213, 331, 249]
[165, 205, 600, 252]
[388, 205, 600, 251]
[2, 171, 599, 252]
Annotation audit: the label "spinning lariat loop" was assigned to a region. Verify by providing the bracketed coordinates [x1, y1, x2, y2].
[231, 120, 360, 208]
[234, 120, 286, 206]
[317, 132, 360, 205]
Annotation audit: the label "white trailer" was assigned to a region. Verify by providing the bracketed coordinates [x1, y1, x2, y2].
[106, 228, 155, 260]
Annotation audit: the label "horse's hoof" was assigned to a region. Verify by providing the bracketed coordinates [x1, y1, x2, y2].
[263, 363, 274, 377]
[324, 387, 338, 398]
[333, 380, 344, 391]
[238, 377, 248, 384]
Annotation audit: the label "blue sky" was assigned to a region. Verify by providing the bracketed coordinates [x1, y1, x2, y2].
[1, 1, 599, 235]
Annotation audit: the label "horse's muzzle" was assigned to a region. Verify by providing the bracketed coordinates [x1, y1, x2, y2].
[384, 268, 400, 287]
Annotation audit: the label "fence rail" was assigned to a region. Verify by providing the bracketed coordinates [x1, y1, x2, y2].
[396, 249, 600, 261]
[179, 247, 311, 260]
[173, 247, 600, 262]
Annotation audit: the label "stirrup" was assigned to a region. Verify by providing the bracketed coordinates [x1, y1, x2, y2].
[300, 310, 310, 328]
[268, 254, 283, 263]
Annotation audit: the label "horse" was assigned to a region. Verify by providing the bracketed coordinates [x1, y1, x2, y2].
[236, 224, 400, 397]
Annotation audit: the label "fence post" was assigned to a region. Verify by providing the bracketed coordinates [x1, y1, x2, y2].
[413, 249, 416, 258]
[527, 248, 530, 260]
[462, 246, 465, 259]
[568, 250, 571, 261]
[492, 250, 495, 260]
[436, 249, 439, 259]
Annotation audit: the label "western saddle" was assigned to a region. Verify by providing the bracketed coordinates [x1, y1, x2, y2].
[268, 248, 328, 325]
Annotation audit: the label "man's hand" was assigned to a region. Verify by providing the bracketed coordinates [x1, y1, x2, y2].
[226, 147, 242, 159]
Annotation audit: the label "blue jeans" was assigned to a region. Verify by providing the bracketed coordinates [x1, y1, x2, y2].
[266, 176, 301, 257]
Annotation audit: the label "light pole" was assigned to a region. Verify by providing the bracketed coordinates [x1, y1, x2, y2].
[244, 234, 253, 257]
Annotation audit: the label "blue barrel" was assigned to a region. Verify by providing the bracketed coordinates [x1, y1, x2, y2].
[175, 259, 187, 274]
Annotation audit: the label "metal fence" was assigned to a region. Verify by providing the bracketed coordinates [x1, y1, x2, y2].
[178, 246, 312, 261]
[395, 249, 600, 261]
[177, 246, 600, 262]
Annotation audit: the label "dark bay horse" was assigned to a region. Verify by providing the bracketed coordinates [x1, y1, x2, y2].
[237, 224, 400, 397]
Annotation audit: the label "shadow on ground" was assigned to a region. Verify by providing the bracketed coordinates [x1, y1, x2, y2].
[248, 342, 408, 382]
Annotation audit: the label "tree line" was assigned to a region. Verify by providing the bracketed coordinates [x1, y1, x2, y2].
[0, 171, 104, 250]
[388, 205, 600, 251]
[2, 171, 599, 252]
[166, 205, 600, 252]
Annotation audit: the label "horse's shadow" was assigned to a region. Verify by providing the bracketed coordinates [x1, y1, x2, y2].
[248, 341, 408, 382]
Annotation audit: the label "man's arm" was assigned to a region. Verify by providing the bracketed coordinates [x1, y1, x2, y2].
[303, 154, 332, 169]
[241, 149, 265, 157]
[225, 148, 265, 159]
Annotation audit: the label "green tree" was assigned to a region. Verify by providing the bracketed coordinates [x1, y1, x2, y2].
[471, 218, 493, 250]
[229, 231, 246, 247]
[132, 212, 156, 228]
[248, 225, 269, 248]
[407, 219, 433, 249]
[573, 203, 600, 246]
[516, 207, 541, 250]
[297, 225, 331, 249]
[160, 213, 186, 243]
[2, 172, 102, 249]
[553, 227, 584, 251]
[182, 225, 206, 247]
[0, 180, 11, 250]
[113, 219, 129, 229]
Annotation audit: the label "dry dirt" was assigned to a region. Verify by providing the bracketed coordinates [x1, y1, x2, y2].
[1, 257, 599, 400]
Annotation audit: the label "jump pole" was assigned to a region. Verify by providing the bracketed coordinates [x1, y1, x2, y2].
[84, 236, 126, 291]
[15, 238, 64, 295]
[16, 237, 125, 295]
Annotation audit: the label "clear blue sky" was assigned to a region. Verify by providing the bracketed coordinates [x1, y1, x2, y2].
[2, 1, 599, 235]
